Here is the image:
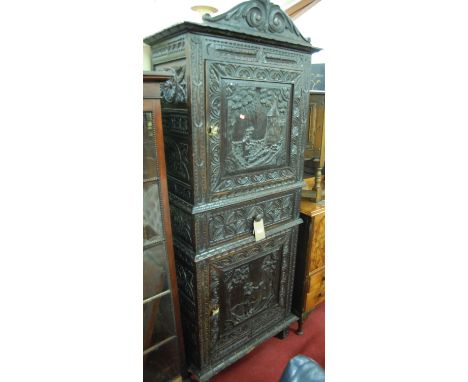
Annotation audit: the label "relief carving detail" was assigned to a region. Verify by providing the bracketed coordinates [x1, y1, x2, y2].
[164, 135, 190, 184]
[208, 193, 293, 244]
[170, 205, 193, 246]
[160, 66, 187, 104]
[208, 232, 290, 354]
[207, 61, 302, 196]
[202, 0, 311, 47]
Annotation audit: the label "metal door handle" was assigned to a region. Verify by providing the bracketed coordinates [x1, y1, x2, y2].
[211, 305, 220, 316]
[208, 125, 219, 136]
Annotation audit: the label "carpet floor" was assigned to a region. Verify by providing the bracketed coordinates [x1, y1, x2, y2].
[212, 302, 325, 382]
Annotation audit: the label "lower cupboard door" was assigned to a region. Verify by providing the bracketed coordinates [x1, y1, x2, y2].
[207, 228, 296, 361]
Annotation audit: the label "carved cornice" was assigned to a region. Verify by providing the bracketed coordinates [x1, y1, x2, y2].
[203, 0, 311, 48]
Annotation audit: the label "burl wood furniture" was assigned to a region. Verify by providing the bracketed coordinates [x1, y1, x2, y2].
[143, 72, 185, 382]
[303, 90, 325, 201]
[144, 1, 319, 380]
[291, 198, 325, 335]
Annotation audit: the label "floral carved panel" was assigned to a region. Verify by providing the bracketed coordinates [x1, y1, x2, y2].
[208, 193, 294, 245]
[208, 231, 290, 355]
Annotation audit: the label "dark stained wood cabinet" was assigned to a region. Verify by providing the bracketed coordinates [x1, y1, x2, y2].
[291, 198, 325, 335]
[143, 73, 185, 382]
[144, 1, 319, 380]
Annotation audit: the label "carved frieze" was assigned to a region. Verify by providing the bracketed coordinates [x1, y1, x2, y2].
[208, 193, 294, 245]
[152, 36, 185, 63]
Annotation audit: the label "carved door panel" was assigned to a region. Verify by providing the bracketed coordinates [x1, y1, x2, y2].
[206, 60, 305, 200]
[208, 230, 293, 361]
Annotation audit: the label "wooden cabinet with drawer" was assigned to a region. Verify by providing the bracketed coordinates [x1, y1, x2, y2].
[144, 1, 319, 379]
[291, 198, 325, 335]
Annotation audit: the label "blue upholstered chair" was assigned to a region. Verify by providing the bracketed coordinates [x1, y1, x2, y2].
[279, 355, 325, 382]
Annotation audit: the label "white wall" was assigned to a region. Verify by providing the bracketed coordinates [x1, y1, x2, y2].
[142, 0, 310, 69]
[293, 1, 328, 63]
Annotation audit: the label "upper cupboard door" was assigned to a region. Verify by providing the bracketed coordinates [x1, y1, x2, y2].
[206, 59, 306, 200]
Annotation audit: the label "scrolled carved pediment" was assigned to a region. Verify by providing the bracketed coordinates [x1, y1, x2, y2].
[202, 0, 311, 48]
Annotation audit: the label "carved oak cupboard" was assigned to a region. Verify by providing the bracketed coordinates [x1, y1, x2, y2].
[144, 1, 319, 380]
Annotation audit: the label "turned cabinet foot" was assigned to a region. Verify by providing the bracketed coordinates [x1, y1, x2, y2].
[276, 328, 289, 340]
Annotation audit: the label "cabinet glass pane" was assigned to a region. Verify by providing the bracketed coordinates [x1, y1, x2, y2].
[143, 181, 163, 245]
[143, 292, 177, 351]
[143, 111, 158, 180]
[143, 242, 169, 300]
[143, 338, 180, 382]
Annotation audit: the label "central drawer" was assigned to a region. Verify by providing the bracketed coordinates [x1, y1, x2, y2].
[168, 188, 300, 252]
[205, 189, 300, 249]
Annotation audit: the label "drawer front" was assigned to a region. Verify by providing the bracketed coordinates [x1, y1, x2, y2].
[308, 212, 325, 272]
[305, 269, 325, 312]
[206, 190, 299, 248]
[207, 227, 297, 362]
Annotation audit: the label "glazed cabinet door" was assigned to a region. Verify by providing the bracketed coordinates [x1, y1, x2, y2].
[143, 75, 185, 382]
[205, 57, 308, 200]
[207, 229, 296, 363]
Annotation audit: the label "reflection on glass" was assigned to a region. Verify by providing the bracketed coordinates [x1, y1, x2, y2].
[144, 111, 158, 180]
[143, 242, 169, 300]
[143, 181, 163, 244]
[143, 293, 177, 351]
[143, 338, 180, 382]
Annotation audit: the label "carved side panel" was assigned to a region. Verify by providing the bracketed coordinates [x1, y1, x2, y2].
[164, 135, 191, 184]
[162, 109, 190, 137]
[169, 204, 194, 248]
[173, 243, 200, 368]
[205, 37, 307, 67]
